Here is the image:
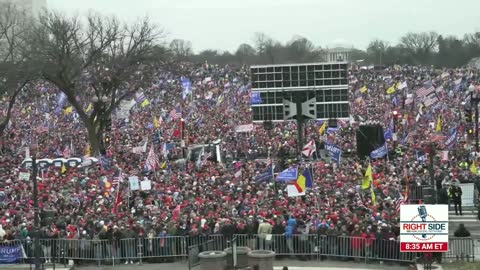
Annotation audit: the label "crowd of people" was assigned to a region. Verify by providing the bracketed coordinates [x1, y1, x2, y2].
[0, 62, 479, 264]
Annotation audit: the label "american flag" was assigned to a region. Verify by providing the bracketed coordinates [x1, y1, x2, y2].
[112, 171, 123, 190]
[266, 159, 273, 168]
[36, 122, 49, 133]
[395, 184, 409, 213]
[169, 106, 182, 120]
[424, 93, 439, 107]
[416, 86, 435, 98]
[395, 196, 405, 213]
[145, 145, 159, 171]
[63, 145, 71, 158]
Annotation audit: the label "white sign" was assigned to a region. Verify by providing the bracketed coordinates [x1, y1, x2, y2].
[400, 204, 448, 252]
[19, 172, 30, 181]
[234, 124, 254, 133]
[128, 176, 140, 191]
[140, 180, 152, 191]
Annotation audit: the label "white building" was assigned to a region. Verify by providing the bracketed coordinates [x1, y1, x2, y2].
[324, 47, 352, 63]
[0, 0, 47, 17]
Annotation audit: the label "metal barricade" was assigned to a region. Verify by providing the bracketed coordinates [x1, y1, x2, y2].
[8, 234, 437, 265]
[408, 184, 428, 203]
[142, 236, 185, 259]
[444, 238, 475, 261]
[187, 237, 217, 270]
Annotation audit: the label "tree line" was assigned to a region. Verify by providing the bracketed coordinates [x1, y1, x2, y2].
[169, 31, 480, 67]
[0, 5, 168, 154]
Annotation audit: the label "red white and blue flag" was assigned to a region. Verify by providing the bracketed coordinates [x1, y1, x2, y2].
[145, 145, 159, 171]
[170, 106, 182, 120]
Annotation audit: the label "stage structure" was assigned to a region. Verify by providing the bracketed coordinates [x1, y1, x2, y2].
[250, 62, 349, 154]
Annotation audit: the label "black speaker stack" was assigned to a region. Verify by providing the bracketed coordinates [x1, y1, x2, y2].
[356, 122, 385, 159]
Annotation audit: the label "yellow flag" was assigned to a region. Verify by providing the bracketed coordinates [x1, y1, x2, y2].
[360, 86, 368, 93]
[435, 115, 442, 132]
[64, 106, 73, 114]
[160, 162, 167, 169]
[154, 116, 160, 128]
[217, 94, 224, 106]
[471, 161, 477, 175]
[85, 144, 91, 157]
[362, 164, 373, 189]
[141, 99, 150, 108]
[86, 103, 93, 113]
[318, 121, 327, 136]
[61, 164, 67, 174]
[395, 82, 401, 89]
[386, 86, 396, 95]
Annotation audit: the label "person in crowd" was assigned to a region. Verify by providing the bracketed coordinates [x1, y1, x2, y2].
[0, 64, 478, 266]
[257, 218, 272, 250]
[450, 184, 463, 215]
[454, 224, 471, 238]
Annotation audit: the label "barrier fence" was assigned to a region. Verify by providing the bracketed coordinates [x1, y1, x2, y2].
[0, 235, 475, 265]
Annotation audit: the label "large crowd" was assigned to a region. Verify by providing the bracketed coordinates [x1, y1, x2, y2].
[0, 62, 480, 263]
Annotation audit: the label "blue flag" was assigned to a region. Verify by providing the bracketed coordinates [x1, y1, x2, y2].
[181, 77, 192, 100]
[276, 167, 298, 182]
[384, 129, 393, 140]
[392, 96, 398, 106]
[445, 128, 457, 148]
[370, 144, 388, 159]
[303, 168, 313, 188]
[251, 92, 262, 104]
[325, 142, 342, 164]
[255, 166, 273, 183]
[326, 127, 339, 134]
[416, 150, 427, 164]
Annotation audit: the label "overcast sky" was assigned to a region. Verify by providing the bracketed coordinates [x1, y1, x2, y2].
[48, 0, 480, 53]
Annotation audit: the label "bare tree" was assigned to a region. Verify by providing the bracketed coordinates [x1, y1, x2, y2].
[235, 43, 256, 65]
[400, 31, 439, 63]
[0, 4, 36, 136]
[286, 36, 323, 63]
[366, 39, 389, 65]
[169, 39, 193, 60]
[27, 11, 167, 154]
[253, 32, 277, 64]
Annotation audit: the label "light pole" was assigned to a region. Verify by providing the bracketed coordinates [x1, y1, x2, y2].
[470, 92, 480, 154]
[392, 110, 398, 150]
[31, 155, 40, 270]
[180, 118, 186, 170]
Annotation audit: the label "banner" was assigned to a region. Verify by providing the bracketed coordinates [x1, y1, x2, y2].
[325, 142, 342, 164]
[276, 167, 298, 182]
[140, 179, 152, 191]
[254, 167, 273, 183]
[0, 244, 24, 264]
[234, 124, 254, 133]
[18, 172, 30, 181]
[370, 144, 388, 159]
[128, 176, 140, 191]
[445, 128, 457, 148]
